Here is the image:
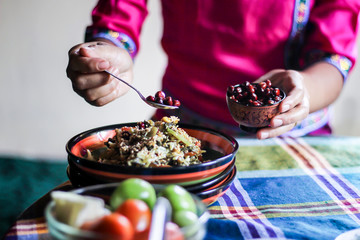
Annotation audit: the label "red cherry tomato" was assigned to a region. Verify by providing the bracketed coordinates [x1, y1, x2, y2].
[116, 199, 152, 235]
[87, 213, 134, 240]
[165, 222, 184, 240]
[134, 228, 150, 240]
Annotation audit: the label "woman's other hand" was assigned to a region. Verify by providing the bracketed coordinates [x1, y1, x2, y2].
[254, 69, 310, 139]
[66, 40, 133, 106]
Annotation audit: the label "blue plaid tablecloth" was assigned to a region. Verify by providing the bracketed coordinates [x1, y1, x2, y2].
[206, 136, 360, 240]
[3, 136, 360, 240]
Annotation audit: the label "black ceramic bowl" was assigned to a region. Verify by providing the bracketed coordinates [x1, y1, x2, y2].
[67, 157, 236, 193]
[66, 123, 238, 186]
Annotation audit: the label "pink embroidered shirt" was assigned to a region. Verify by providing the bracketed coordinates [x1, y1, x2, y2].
[86, 0, 360, 136]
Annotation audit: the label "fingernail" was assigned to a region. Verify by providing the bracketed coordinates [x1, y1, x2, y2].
[273, 119, 283, 127]
[98, 61, 109, 70]
[260, 132, 269, 139]
[83, 45, 94, 50]
[282, 104, 290, 112]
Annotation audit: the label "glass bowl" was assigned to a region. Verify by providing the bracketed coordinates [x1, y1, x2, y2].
[45, 182, 210, 240]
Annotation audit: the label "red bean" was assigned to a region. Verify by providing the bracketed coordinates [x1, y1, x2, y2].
[274, 88, 280, 96]
[146, 91, 181, 107]
[164, 96, 173, 106]
[264, 88, 271, 96]
[137, 122, 146, 129]
[252, 101, 261, 106]
[259, 82, 267, 89]
[267, 99, 275, 105]
[250, 93, 258, 101]
[173, 99, 181, 107]
[155, 91, 166, 100]
[227, 86, 235, 95]
[274, 96, 281, 102]
[265, 79, 272, 88]
[155, 96, 163, 104]
[236, 93, 244, 101]
[146, 96, 155, 102]
[236, 87, 242, 94]
[227, 79, 284, 106]
[248, 85, 255, 93]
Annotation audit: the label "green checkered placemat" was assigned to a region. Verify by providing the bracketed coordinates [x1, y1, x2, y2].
[0, 156, 68, 237]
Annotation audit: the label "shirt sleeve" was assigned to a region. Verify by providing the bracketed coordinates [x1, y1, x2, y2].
[85, 0, 148, 58]
[303, 0, 360, 80]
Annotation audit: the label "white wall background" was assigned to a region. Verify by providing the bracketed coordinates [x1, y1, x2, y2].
[0, 0, 359, 160]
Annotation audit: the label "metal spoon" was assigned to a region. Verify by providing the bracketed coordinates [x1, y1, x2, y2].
[104, 70, 179, 110]
[148, 197, 172, 240]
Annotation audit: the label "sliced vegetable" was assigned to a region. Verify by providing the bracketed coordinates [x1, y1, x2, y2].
[51, 191, 110, 227]
[166, 128, 192, 146]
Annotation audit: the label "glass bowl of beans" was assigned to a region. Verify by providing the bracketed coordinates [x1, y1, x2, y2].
[226, 80, 286, 132]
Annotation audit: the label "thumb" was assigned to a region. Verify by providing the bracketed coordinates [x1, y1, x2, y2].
[254, 69, 284, 83]
[79, 47, 110, 71]
[79, 43, 132, 72]
[79, 46, 101, 58]
[79, 44, 123, 61]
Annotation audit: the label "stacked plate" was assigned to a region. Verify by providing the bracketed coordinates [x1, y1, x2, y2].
[66, 123, 238, 205]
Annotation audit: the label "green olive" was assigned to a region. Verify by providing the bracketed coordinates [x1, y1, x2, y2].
[110, 178, 156, 210]
[173, 210, 199, 228]
[160, 185, 197, 214]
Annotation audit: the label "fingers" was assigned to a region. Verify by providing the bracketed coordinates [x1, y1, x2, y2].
[88, 90, 119, 106]
[67, 48, 110, 74]
[67, 57, 109, 75]
[71, 41, 131, 72]
[74, 78, 121, 106]
[67, 41, 110, 58]
[257, 123, 296, 139]
[278, 87, 304, 113]
[272, 101, 308, 127]
[71, 72, 110, 90]
[66, 41, 134, 107]
[253, 70, 310, 139]
[66, 55, 112, 93]
[256, 97, 309, 139]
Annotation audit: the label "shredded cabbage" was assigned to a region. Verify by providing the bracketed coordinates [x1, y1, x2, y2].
[88, 116, 205, 167]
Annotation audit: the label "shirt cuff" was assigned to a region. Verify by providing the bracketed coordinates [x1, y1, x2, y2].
[305, 50, 352, 81]
[85, 28, 137, 58]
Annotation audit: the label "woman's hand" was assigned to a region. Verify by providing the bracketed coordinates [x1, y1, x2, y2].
[66, 41, 133, 106]
[254, 69, 310, 139]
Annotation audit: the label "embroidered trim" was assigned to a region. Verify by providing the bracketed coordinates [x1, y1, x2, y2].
[293, 0, 309, 37]
[285, 0, 310, 69]
[85, 28, 137, 58]
[286, 1, 352, 79]
[305, 50, 352, 79]
[281, 107, 331, 137]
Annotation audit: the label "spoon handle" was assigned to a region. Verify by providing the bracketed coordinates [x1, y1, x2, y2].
[104, 70, 146, 101]
[104, 70, 178, 110]
[149, 197, 172, 240]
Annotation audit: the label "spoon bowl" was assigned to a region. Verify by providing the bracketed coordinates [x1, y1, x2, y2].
[105, 70, 179, 110]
